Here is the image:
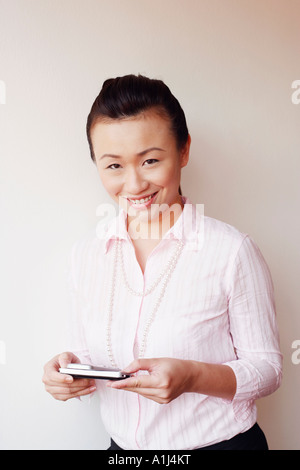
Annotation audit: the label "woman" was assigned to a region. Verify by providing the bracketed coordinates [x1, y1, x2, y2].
[43, 74, 282, 450]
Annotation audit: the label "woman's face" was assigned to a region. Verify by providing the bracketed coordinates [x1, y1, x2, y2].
[91, 109, 190, 224]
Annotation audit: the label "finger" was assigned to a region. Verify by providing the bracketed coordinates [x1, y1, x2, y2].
[44, 374, 96, 391]
[51, 384, 97, 401]
[59, 378, 96, 390]
[65, 378, 96, 391]
[58, 352, 80, 368]
[43, 353, 78, 384]
[43, 368, 71, 386]
[122, 358, 154, 375]
[107, 374, 156, 390]
[45, 370, 95, 388]
[45, 367, 74, 385]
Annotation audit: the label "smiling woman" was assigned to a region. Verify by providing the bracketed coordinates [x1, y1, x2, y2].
[90, 109, 190, 247]
[42, 74, 282, 451]
[87, 75, 191, 251]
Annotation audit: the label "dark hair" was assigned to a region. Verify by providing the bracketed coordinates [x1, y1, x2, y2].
[86, 74, 189, 195]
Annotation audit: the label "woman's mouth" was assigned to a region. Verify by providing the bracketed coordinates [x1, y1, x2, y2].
[126, 191, 158, 209]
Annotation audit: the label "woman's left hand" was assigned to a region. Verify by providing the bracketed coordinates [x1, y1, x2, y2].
[106, 357, 193, 404]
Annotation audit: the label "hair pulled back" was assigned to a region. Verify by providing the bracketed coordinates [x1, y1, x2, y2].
[86, 74, 189, 159]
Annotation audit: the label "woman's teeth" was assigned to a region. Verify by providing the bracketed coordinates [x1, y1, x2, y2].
[129, 193, 155, 204]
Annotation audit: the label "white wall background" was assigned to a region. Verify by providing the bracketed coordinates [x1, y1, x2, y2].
[0, 0, 299, 450]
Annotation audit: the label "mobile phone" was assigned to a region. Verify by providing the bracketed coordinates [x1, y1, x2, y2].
[59, 363, 131, 380]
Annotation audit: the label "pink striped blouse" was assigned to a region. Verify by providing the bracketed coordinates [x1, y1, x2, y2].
[66, 197, 282, 450]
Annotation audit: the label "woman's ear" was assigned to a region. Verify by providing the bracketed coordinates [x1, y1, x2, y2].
[180, 134, 191, 168]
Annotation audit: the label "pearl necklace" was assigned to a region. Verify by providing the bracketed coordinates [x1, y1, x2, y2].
[105, 238, 184, 368]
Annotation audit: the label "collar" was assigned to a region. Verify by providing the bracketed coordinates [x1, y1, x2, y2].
[99, 196, 204, 254]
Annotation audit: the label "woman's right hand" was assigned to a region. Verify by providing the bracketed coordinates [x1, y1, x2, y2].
[42, 352, 96, 401]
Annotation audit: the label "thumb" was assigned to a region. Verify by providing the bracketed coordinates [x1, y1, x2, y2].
[58, 351, 80, 368]
[122, 358, 153, 374]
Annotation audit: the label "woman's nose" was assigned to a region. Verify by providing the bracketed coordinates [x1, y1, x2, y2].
[124, 168, 148, 195]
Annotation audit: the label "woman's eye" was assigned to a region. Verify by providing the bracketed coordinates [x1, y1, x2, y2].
[107, 163, 121, 170]
[143, 158, 158, 166]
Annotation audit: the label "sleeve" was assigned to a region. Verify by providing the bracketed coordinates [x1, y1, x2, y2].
[64, 242, 92, 365]
[223, 235, 283, 421]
